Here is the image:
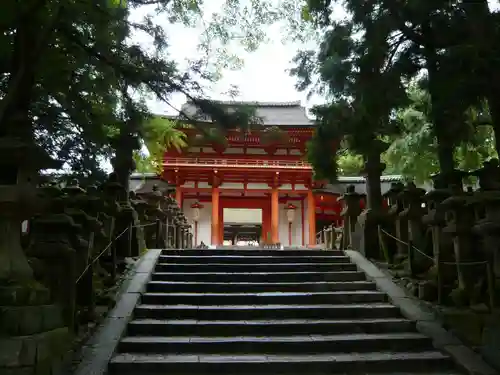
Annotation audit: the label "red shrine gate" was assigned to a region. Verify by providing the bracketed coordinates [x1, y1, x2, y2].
[160, 101, 345, 246]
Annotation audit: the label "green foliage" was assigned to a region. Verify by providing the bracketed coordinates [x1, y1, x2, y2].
[134, 116, 188, 174]
[337, 152, 363, 176]
[0, 0, 286, 181]
[385, 86, 497, 183]
[291, 0, 500, 184]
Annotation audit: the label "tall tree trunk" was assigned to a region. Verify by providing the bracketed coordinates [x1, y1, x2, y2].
[363, 140, 386, 211]
[0, 2, 59, 134]
[487, 98, 500, 158]
[113, 132, 136, 195]
[425, 37, 456, 179]
[462, 0, 500, 156]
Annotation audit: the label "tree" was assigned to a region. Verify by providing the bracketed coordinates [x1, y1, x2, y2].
[292, 3, 408, 185]
[134, 116, 188, 174]
[0, 0, 283, 181]
[292, 0, 500, 188]
[385, 85, 497, 183]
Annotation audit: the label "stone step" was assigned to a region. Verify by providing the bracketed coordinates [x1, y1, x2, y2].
[155, 262, 358, 273]
[109, 351, 454, 374]
[158, 255, 351, 264]
[151, 271, 366, 282]
[140, 291, 387, 305]
[127, 318, 417, 336]
[133, 303, 401, 320]
[118, 332, 432, 354]
[160, 249, 345, 257]
[146, 280, 378, 293]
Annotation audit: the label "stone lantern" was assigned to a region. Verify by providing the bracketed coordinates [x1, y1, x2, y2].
[285, 203, 297, 246]
[0, 137, 69, 373]
[191, 201, 204, 246]
[0, 138, 59, 282]
[337, 185, 362, 249]
[165, 199, 178, 248]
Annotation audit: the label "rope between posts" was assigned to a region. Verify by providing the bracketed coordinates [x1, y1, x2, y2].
[379, 227, 488, 266]
[75, 221, 157, 284]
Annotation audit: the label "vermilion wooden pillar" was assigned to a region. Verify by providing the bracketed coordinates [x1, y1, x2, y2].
[307, 189, 316, 246]
[301, 200, 305, 246]
[211, 187, 220, 245]
[271, 188, 279, 243]
[175, 187, 183, 208]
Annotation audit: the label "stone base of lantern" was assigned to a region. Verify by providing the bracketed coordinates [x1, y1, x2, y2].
[0, 282, 70, 375]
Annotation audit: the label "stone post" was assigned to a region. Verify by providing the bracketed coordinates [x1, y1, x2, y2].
[470, 190, 500, 307]
[101, 175, 123, 281]
[166, 199, 178, 248]
[104, 173, 135, 259]
[140, 185, 167, 250]
[398, 182, 427, 253]
[422, 173, 458, 302]
[383, 182, 406, 262]
[62, 180, 103, 322]
[442, 186, 477, 306]
[469, 160, 500, 305]
[337, 185, 362, 250]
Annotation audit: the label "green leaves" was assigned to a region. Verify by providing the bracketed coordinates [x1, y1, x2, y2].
[0, 0, 294, 179]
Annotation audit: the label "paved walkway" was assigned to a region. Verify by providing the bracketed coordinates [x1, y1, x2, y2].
[72, 248, 496, 375]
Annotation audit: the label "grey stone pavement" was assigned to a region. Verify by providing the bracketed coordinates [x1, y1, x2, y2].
[68, 247, 497, 375]
[69, 249, 162, 375]
[344, 250, 497, 375]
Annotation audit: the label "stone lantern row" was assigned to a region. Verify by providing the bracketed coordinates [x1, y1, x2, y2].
[133, 185, 193, 249]
[337, 160, 500, 308]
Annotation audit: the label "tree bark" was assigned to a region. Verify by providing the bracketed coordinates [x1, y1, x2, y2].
[487, 98, 500, 158]
[0, 2, 59, 134]
[462, 0, 500, 157]
[424, 35, 456, 179]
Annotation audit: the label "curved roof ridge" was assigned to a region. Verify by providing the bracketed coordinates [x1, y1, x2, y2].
[186, 99, 302, 107]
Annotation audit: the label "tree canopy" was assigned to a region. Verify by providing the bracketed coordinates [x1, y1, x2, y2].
[1, 0, 285, 182]
[4, 0, 500, 186]
[290, 0, 500, 185]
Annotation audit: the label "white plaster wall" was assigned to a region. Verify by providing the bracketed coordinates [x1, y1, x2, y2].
[278, 200, 304, 246]
[201, 147, 216, 153]
[220, 183, 244, 189]
[246, 183, 271, 189]
[294, 184, 308, 191]
[304, 196, 311, 245]
[183, 198, 311, 246]
[246, 148, 266, 155]
[224, 147, 244, 154]
[183, 199, 212, 246]
[224, 208, 262, 223]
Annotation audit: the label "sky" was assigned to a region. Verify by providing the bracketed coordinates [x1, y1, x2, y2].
[130, 0, 500, 116]
[129, 1, 347, 116]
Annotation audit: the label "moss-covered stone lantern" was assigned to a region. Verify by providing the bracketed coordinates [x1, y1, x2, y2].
[0, 137, 69, 374]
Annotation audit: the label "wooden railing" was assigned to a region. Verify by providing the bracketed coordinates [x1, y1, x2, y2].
[163, 157, 312, 169]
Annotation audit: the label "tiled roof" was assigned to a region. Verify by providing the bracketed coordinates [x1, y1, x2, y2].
[335, 175, 403, 183]
[129, 173, 173, 193]
[176, 100, 315, 127]
[316, 175, 404, 195]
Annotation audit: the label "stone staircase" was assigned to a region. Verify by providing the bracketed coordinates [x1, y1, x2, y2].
[108, 248, 461, 374]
